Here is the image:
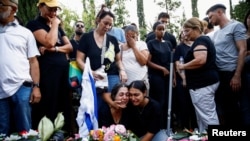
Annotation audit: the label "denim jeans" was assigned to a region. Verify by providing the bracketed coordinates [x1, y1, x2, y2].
[107, 75, 120, 92]
[0, 85, 32, 135]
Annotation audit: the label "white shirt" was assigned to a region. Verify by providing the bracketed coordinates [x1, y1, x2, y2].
[0, 21, 40, 99]
[122, 41, 148, 85]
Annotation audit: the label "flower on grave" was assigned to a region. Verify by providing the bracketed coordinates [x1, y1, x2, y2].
[88, 124, 139, 141]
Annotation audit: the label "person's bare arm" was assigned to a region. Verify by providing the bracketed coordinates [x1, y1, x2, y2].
[230, 39, 247, 91]
[54, 36, 73, 53]
[116, 52, 127, 83]
[127, 35, 149, 65]
[147, 54, 169, 76]
[76, 50, 85, 70]
[32, 16, 61, 48]
[140, 132, 154, 141]
[178, 45, 207, 70]
[39, 36, 73, 54]
[29, 57, 41, 104]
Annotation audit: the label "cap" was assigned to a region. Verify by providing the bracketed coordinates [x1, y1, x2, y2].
[206, 4, 226, 14]
[9, 0, 18, 5]
[37, 0, 61, 8]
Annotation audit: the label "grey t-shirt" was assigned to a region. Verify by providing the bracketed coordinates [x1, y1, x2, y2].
[211, 20, 247, 71]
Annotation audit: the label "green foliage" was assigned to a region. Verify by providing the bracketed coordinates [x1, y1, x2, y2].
[16, 0, 38, 25]
[113, 0, 130, 27]
[82, 0, 96, 32]
[233, 0, 250, 22]
[155, 0, 182, 37]
[59, 6, 80, 38]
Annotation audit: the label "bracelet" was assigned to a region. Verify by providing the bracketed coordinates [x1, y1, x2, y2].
[55, 46, 59, 52]
[120, 69, 125, 72]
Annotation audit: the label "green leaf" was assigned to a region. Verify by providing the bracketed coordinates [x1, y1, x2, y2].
[54, 112, 65, 131]
[38, 116, 54, 141]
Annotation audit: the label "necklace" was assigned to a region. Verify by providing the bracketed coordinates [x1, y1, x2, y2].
[113, 117, 120, 124]
[137, 97, 149, 114]
[137, 105, 146, 114]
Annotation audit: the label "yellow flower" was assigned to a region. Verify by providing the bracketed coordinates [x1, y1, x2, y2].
[113, 134, 121, 141]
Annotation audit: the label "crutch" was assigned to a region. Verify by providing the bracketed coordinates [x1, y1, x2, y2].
[167, 51, 174, 136]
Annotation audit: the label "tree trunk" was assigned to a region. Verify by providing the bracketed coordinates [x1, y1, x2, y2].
[191, 0, 199, 17]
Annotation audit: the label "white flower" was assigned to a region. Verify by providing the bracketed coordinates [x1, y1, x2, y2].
[114, 124, 126, 135]
[189, 134, 201, 140]
[5, 134, 21, 141]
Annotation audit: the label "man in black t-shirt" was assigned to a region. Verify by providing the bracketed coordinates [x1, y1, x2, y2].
[69, 21, 85, 59]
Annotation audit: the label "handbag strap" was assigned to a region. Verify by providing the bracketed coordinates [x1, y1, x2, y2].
[101, 34, 107, 65]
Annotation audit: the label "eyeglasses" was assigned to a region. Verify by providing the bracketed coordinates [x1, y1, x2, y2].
[45, 5, 60, 12]
[76, 24, 84, 28]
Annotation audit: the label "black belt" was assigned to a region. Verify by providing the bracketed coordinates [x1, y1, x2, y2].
[23, 81, 33, 87]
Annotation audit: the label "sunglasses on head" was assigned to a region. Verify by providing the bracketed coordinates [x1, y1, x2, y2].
[103, 7, 110, 12]
[76, 24, 84, 28]
[0, 2, 13, 7]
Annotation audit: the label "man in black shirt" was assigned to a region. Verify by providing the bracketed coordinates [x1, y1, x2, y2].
[69, 21, 85, 59]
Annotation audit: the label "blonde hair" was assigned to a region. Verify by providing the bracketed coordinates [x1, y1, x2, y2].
[183, 17, 204, 34]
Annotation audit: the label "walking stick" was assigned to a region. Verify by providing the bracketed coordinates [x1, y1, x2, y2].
[167, 51, 174, 136]
[152, 52, 174, 141]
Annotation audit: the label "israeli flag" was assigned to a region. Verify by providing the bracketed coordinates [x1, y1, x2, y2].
[76, 57, 99, 140]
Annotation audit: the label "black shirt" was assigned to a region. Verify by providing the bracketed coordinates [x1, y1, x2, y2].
[98, 103, 129, 128]
[184, 36, 219, 89]
[127, 97, 161, 137]
[26, 16, 68, 67]
[147, 39, 173, 75]
[69, 39, 79, 59]
[78, 31, 120, 75]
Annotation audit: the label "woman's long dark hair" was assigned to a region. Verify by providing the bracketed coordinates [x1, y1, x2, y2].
[244, 9, 250, 30]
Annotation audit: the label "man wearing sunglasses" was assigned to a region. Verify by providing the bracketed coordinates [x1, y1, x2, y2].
[69, 21, 85, 59]
[68, 21, 85, 133]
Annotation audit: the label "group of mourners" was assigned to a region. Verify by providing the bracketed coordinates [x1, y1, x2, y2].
[1, 0, 250, 140]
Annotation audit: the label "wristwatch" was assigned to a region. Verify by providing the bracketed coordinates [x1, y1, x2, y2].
[32, 83, 40, 88]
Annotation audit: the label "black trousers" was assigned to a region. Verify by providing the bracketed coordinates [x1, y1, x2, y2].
[215, 71, 242, 126]
[32, 64, 72, 133]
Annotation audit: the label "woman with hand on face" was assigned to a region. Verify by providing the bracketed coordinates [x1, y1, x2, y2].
[98, 83, 129, 127]
[127, 80, 162, 141]
[121, 25, 149, 86]
[76, 7, 127, 110]
[26, 0, 73, 133]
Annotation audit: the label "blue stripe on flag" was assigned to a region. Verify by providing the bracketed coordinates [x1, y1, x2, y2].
[76, 57, 99, 138]
[88, 72, 98, 119]
[85, 112, 93, 131]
